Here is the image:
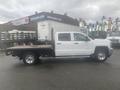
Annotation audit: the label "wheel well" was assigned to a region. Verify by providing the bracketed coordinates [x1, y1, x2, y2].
[95, 46, 109, 56]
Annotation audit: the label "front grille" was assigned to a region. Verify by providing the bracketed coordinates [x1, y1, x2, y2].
[110, 39, 119, 43]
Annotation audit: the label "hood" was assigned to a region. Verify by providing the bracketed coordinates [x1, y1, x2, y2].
[92, 39, 111, 48]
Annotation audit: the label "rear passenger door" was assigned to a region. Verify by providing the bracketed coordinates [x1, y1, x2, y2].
[55, 32, 74, 56]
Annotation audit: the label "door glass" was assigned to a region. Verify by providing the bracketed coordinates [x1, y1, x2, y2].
[58, 33, 71, 41]
[74, 33, 87, 41]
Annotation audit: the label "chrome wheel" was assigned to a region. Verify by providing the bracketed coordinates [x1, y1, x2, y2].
[97, 52, 106, 61]
[23, 52, 39, 65]
[94, 49, 108, 62]
[25, 55, 35, 64]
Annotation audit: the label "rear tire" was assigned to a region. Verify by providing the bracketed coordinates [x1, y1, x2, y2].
[23, 52, 38, 65]
[94, 49, 108, 62]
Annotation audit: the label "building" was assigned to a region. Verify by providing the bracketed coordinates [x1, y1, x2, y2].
[0, 11, 80, 39]
[0, 11, 80, 49]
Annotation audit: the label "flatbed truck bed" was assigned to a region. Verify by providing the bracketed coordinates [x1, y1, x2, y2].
[6, 45, 54, 58]
[7, 45, 52, 50]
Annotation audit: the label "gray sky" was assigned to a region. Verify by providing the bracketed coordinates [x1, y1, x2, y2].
[0, 0, 120, 23]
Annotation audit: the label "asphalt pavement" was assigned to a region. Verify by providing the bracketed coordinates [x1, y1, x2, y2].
[0, 49, 120, 90]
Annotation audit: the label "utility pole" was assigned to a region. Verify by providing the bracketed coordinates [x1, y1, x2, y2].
[107, 17, 112, 32]
[101, 16, 106, 31]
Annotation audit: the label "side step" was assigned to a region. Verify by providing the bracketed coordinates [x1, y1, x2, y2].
[39, 55, 90, 59]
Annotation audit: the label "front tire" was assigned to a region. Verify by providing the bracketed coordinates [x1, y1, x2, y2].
[94, 49, 108, 62]
[23, 52, 38, 65]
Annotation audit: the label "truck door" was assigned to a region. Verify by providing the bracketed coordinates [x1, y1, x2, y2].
[72, 33, 94, 55]
[55, 32, 74, 56]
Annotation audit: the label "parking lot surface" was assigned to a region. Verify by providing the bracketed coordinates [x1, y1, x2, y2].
[0, 49, 120, 90]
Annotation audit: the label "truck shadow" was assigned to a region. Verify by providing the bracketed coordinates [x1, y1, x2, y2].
[41, 58, 93, 64]
[41, 58, 111, 65]
[9, 58, 114, 75]
[13, 58, 111, 69]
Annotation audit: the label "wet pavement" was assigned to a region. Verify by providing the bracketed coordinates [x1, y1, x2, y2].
[0, 49, 120, 90]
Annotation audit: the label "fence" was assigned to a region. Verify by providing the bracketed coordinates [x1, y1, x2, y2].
[0, 32, 37, 41]
[0, 32, 37, 50]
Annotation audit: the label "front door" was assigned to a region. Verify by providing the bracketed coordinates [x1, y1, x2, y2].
[71, 32, 94, 55]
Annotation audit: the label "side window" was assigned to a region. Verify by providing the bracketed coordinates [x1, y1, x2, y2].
[74, 33, 87, 41]
[58, 33, 71, 41]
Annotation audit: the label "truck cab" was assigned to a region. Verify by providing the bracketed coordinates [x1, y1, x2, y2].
[55, 32, 94, 56]
[6, 31, 113, 65]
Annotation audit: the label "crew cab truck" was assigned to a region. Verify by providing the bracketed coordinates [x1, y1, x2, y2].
[6, 31, 113, 65]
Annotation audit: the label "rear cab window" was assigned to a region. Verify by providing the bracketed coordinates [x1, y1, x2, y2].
[58, 33, 71, 41]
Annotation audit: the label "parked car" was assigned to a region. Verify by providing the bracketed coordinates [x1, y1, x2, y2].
[106, 31, 120, 47]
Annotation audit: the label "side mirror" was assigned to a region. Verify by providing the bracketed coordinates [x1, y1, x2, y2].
[85, 37, 90, 41]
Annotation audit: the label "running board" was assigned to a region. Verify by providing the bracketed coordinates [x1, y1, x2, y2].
[39, 55, 90, 59]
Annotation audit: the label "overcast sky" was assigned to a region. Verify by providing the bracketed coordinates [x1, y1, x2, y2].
[0, 0, 120, 24]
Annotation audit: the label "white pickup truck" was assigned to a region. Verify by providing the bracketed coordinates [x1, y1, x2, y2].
[6, 31, 113, 65]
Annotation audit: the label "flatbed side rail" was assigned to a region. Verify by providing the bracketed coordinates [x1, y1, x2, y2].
[5, 45, 53, 56]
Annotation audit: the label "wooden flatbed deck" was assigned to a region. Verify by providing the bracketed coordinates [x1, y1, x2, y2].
[7, 45, 53, 50]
